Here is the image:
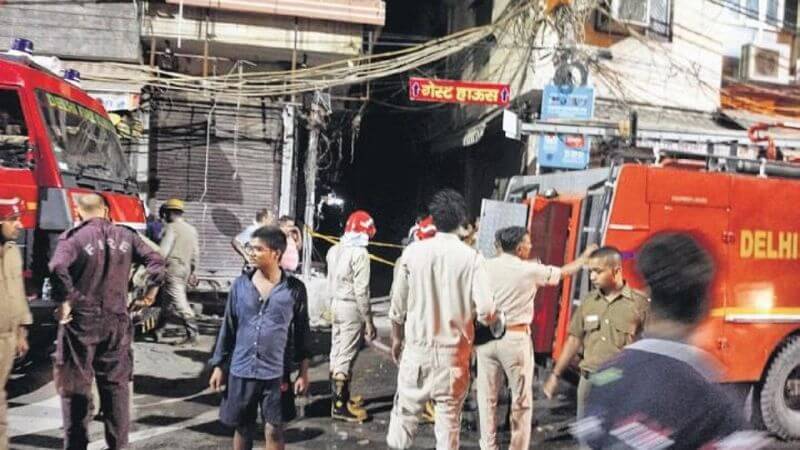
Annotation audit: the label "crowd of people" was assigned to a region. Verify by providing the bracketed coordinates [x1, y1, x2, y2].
[0, 188, 768, 450]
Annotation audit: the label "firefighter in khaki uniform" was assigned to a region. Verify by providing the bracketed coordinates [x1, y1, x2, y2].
[326, 210, 377, 422]
[478, 226, 596, 450]
[158, 199, 201, 345]
[0, 198, 32, 448]
[543, 246, 649, 419]
[387, 189, 498, 450]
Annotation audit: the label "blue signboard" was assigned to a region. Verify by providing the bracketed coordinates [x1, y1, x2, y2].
[540, 84, 595, 120]
[538, 133, 591, 170]
[538, 84, 595, 169]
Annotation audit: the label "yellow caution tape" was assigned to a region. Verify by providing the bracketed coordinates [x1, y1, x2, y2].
[307, 228, 405, 249]
[305, 226, 399, 267]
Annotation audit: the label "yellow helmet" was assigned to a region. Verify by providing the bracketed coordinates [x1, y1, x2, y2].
[163, 198, 185, 212]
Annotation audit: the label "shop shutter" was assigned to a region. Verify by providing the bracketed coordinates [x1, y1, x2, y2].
[150, 95, 284, 282]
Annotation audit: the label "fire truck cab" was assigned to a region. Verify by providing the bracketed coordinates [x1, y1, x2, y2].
[0, 40, 145, 357]
[503, 151, 800, 440]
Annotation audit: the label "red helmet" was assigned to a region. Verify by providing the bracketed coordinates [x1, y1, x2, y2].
[414, 215, 437, 241]
[0, 197, 24, 221]
[345, 210, 376, 238]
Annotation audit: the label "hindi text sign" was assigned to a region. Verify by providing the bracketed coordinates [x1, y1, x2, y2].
[409, 77, 510, 106]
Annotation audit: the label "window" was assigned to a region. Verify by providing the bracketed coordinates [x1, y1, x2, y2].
[36, 90, 132, 184]
[733, 0, 785, 28]
[594, 0, 674, 42]
[746, 0, 760, 19]
[0, 89, 30, 169]
[649, 0, 672, 40]
[766, 0, 781, 25]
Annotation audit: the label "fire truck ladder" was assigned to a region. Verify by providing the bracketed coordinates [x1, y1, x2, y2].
[656, 148, 800, 179]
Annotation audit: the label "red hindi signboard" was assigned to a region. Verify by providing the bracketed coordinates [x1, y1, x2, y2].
[408, 77, 511, 106]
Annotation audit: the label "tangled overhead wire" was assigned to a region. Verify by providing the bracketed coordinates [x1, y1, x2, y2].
[79, 2, 536, 102]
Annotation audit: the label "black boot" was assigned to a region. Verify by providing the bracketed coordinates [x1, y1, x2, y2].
[172, 319, 199, 346]
[331, 374, 368, 423]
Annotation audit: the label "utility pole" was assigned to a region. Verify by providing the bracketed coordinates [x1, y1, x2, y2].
[301, 92, 329, 279]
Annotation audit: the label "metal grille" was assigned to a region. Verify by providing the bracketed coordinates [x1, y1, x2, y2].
[149, 96, 284, 281]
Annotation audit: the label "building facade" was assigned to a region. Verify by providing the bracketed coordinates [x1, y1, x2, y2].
[0, 0, 385, 284]
[422, 0, 800, 215]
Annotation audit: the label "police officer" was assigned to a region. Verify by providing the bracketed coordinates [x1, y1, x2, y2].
[158, 198, 201, 345]
[387, 189, 498, 450]
[49, 193, 165, 450]
[326, 210, 377, 423]
[574, 233, 769, 449]
[542, 246, 649, 419]
[0, 197, 32, 448]
[478, 226, 595, 450]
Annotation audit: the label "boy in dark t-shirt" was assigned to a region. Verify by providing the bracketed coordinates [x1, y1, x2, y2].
[573, 233, 770, 449]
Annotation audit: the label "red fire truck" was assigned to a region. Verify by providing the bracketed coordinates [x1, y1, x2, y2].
[0, 40, 146, 358]
[505, 151, 800, 439]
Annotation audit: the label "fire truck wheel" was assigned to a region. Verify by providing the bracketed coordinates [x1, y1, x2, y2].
[760, 336, 800, 440]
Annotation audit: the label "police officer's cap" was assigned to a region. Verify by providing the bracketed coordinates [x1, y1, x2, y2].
[163, 198, 185, 212]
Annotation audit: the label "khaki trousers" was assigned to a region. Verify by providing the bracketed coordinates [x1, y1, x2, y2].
[386, 344, 470, 450]
[0, 332, 15, 450]
[329, 300, 364, 376]
[476, 330, 533, 450]
[576, 374, 592, 419]
[162, 269, 198, 337]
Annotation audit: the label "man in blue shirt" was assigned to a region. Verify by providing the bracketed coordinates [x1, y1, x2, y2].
[209, 226, 311, 450]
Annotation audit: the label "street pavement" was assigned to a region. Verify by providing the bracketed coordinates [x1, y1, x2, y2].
[7, 298, 776, 449]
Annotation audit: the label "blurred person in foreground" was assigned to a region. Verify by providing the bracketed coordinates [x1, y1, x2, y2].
[573, 232, 770, 449]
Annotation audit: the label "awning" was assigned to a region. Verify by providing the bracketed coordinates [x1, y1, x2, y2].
[594, 100, 736, 135]
[720, 109, 800, 143]
[522, 100, 800, 149]
[429, 108, 505, 153]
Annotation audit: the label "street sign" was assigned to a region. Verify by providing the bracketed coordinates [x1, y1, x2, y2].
[409, 77, 511, 106]
[541, 84, 595, 120]
[538, 133, 591, 170]
[538, 84, 595, 169]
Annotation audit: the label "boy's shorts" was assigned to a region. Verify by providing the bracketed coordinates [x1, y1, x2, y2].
[220, 374, 283, 427]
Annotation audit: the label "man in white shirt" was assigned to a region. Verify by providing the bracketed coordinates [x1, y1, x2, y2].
[387, 189, 498, 450]
[477, 226, 595, 450]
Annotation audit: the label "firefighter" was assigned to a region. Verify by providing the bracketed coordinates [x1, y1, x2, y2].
[542, 246, 649, 419]
[49, 193, 164, 450]
[0, 197, 32, 449]
[326, 210, 377, 422]
[158, 198, 201, 345]
[387, 189, 498, 450]
[477, 226, 595, 450]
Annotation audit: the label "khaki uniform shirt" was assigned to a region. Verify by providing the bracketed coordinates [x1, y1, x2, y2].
[160, 218, 199, 277]
[568, 285, 649, 373]
[389, 232, 495, 349]
[484, 253, 561, 326]
[0, 242, 32, 333]
[326, 243, 371, 319]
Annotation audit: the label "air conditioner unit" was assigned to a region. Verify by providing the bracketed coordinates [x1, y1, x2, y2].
[740, 43, 791, 85]
[611, 0, 650, 27]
